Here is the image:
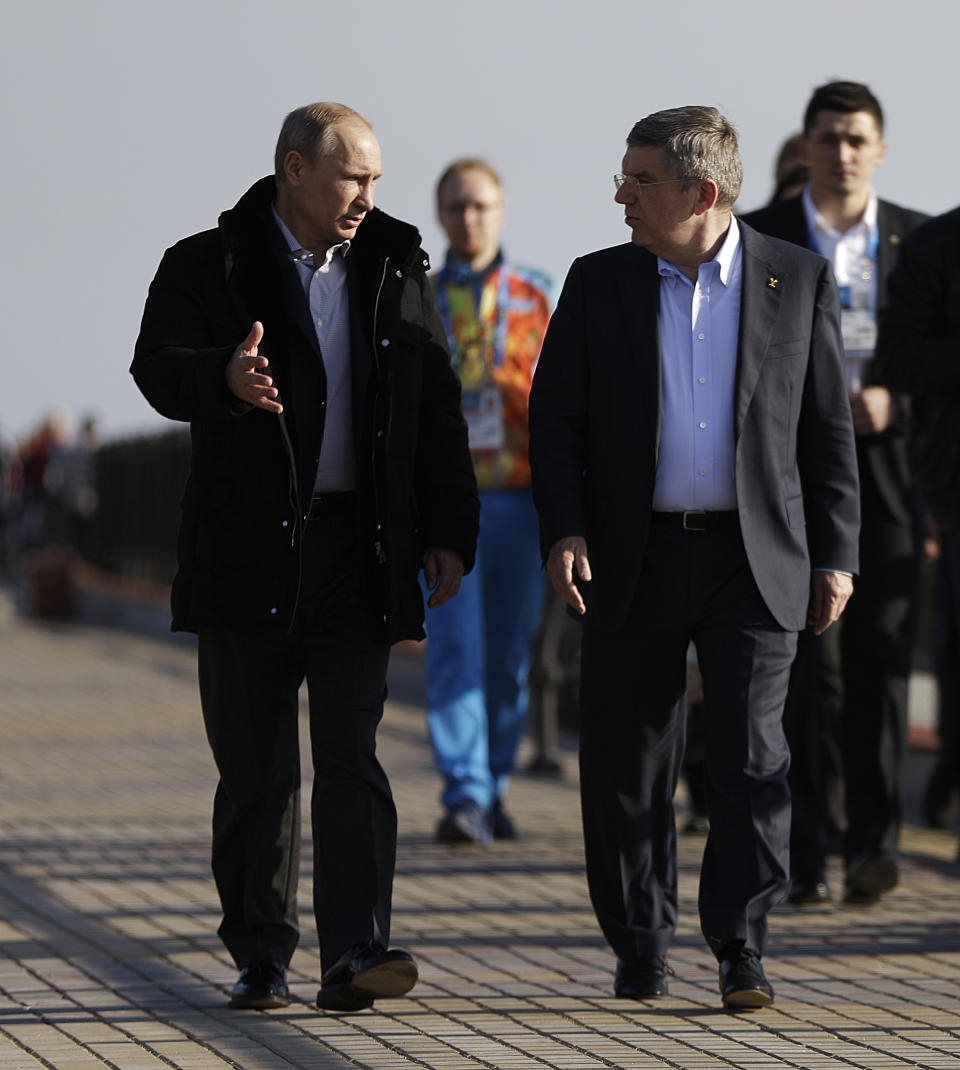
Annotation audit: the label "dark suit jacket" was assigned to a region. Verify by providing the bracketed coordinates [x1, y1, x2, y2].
[742, 195, 927, 527]
[528, 221, 860, 634]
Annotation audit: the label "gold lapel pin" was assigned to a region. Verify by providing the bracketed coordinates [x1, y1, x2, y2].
[889, 234, 901, 246]
[767, 276, 779, 289]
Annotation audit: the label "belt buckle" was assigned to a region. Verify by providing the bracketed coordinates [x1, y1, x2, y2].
[682, 510, 707, 532]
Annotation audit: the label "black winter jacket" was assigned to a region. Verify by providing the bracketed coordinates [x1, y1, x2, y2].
[875, 205, 960, 531]
[132, 177, 479, 641]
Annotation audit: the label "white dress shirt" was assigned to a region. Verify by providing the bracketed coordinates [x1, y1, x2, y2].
[802, 185, 879, 393]
[652, 216, 742, 512]
[272, 207, 356, 493]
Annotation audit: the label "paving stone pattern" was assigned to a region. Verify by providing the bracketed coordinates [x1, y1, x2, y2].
[2, 591, 960, 1068]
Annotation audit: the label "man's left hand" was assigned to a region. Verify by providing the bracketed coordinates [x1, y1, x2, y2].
[423, 548, 465, 609]
[849, 386, 893, 435]
[807, 570, 854, 634]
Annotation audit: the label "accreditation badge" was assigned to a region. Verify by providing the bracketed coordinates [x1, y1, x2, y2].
[461, 387, 504, 452]
[837, 284, 877, 356]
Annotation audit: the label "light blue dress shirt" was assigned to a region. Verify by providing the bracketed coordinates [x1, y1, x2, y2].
[272, 206, 355, 492]
[652, 217, 742, 512]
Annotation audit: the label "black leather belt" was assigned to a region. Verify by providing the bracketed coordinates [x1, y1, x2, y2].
[651, 510, 738, 532]
[306, 491, 356, 518]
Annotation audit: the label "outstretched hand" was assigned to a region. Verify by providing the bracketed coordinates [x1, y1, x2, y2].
[225, 322, 283, 414]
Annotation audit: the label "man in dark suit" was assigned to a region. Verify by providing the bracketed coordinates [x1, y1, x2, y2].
[529, 106, 859, 1009]
[875, 206, 960, 857]
[132, 103, 478, 1013]
[744, 82, 927, 907]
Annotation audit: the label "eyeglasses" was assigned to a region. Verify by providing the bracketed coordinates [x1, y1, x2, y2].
[613, 173, 685, 193]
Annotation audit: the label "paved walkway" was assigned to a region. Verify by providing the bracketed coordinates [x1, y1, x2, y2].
[2, 590, 960, 1069]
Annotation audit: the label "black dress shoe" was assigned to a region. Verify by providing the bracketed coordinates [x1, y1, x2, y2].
[787, 875, 832, 904]
[614, 956, 671, 998]
[316, 941, 418, 1012]
[718, 947, 773, 1009]
[228, 959, 290, 1009]
[844, 852, 899, 904]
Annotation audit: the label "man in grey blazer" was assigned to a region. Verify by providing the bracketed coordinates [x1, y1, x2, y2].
[529, 106, 860, 1009]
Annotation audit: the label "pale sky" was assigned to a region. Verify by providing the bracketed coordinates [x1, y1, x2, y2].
[3, 0, 957, 448]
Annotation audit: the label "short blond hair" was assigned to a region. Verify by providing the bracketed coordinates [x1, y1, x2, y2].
[435, 157, 503, 208]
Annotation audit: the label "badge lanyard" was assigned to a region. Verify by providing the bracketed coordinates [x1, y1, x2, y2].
[806, 218, 879, 282]
[435, 262, 511, 371]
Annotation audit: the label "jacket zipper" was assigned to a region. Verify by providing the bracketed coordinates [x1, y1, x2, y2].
[371, 257, 389, 566]
[277, 410, 303, 633]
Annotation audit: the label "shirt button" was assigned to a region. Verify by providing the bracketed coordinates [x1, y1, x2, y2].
[698, 377, 706, 384]
[697, 332, 706, 340]
[699, 468, 707, 476]
[381, 338, 390, 347]
[699, 421, 707, 429]
[282, 520, 289, 528]
[316, 318, 323, 327]
[270, 607, 278, 615]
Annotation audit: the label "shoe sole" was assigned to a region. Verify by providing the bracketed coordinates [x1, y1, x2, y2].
[228, 993, 290, 1010]
[351, 958, 419, 999]
[316, 983, 375, 1013]
[722, 988, 774, 1009]
[436, 825, 492, 846]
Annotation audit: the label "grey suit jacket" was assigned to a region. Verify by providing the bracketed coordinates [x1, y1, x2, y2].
[529, 221, 860, 633]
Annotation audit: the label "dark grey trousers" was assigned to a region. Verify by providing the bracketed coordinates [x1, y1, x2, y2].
[578, 521, 796, 963]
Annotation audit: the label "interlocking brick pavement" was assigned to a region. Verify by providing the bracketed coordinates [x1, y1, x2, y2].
[2, 587, 960, 1069]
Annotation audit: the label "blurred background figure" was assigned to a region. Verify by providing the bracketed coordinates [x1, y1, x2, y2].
[769, 133, 810, 205]
[425, 158, 552, 845]
[875, 203, 960, 855]
[744, 80, 928, 906]
[51, 414, 100, 558]
[11, 411, 71, 561]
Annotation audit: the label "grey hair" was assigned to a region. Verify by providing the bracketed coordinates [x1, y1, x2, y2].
[627, 106, 743, 208]
[274, 102, 372, 180]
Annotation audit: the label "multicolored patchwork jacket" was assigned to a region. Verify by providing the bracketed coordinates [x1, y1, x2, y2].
[433, 251, 551, 490]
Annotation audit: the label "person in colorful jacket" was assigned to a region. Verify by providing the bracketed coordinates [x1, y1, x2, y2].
[426, 158, 552, 844]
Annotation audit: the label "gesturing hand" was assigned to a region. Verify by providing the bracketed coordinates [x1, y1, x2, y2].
[225, 321, 283, 414]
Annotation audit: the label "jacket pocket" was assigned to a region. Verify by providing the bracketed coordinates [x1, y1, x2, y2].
[766, 339, 805, 360]
[785, 493, 805, 528]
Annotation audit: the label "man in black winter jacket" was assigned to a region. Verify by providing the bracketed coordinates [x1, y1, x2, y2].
[132, 102, 479, 1013]
[875, 205, 960, 853]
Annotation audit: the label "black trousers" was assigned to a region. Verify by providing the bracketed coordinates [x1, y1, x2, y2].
[197, 504, 394, 972]
[784, 460, 920, 878]
[578, 521, 796, 963]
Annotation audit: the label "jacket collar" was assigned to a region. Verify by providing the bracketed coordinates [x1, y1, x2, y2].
[734, 221, 790, 437]
[627, 224, 791, 443]
[218, 176, 427, 273]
